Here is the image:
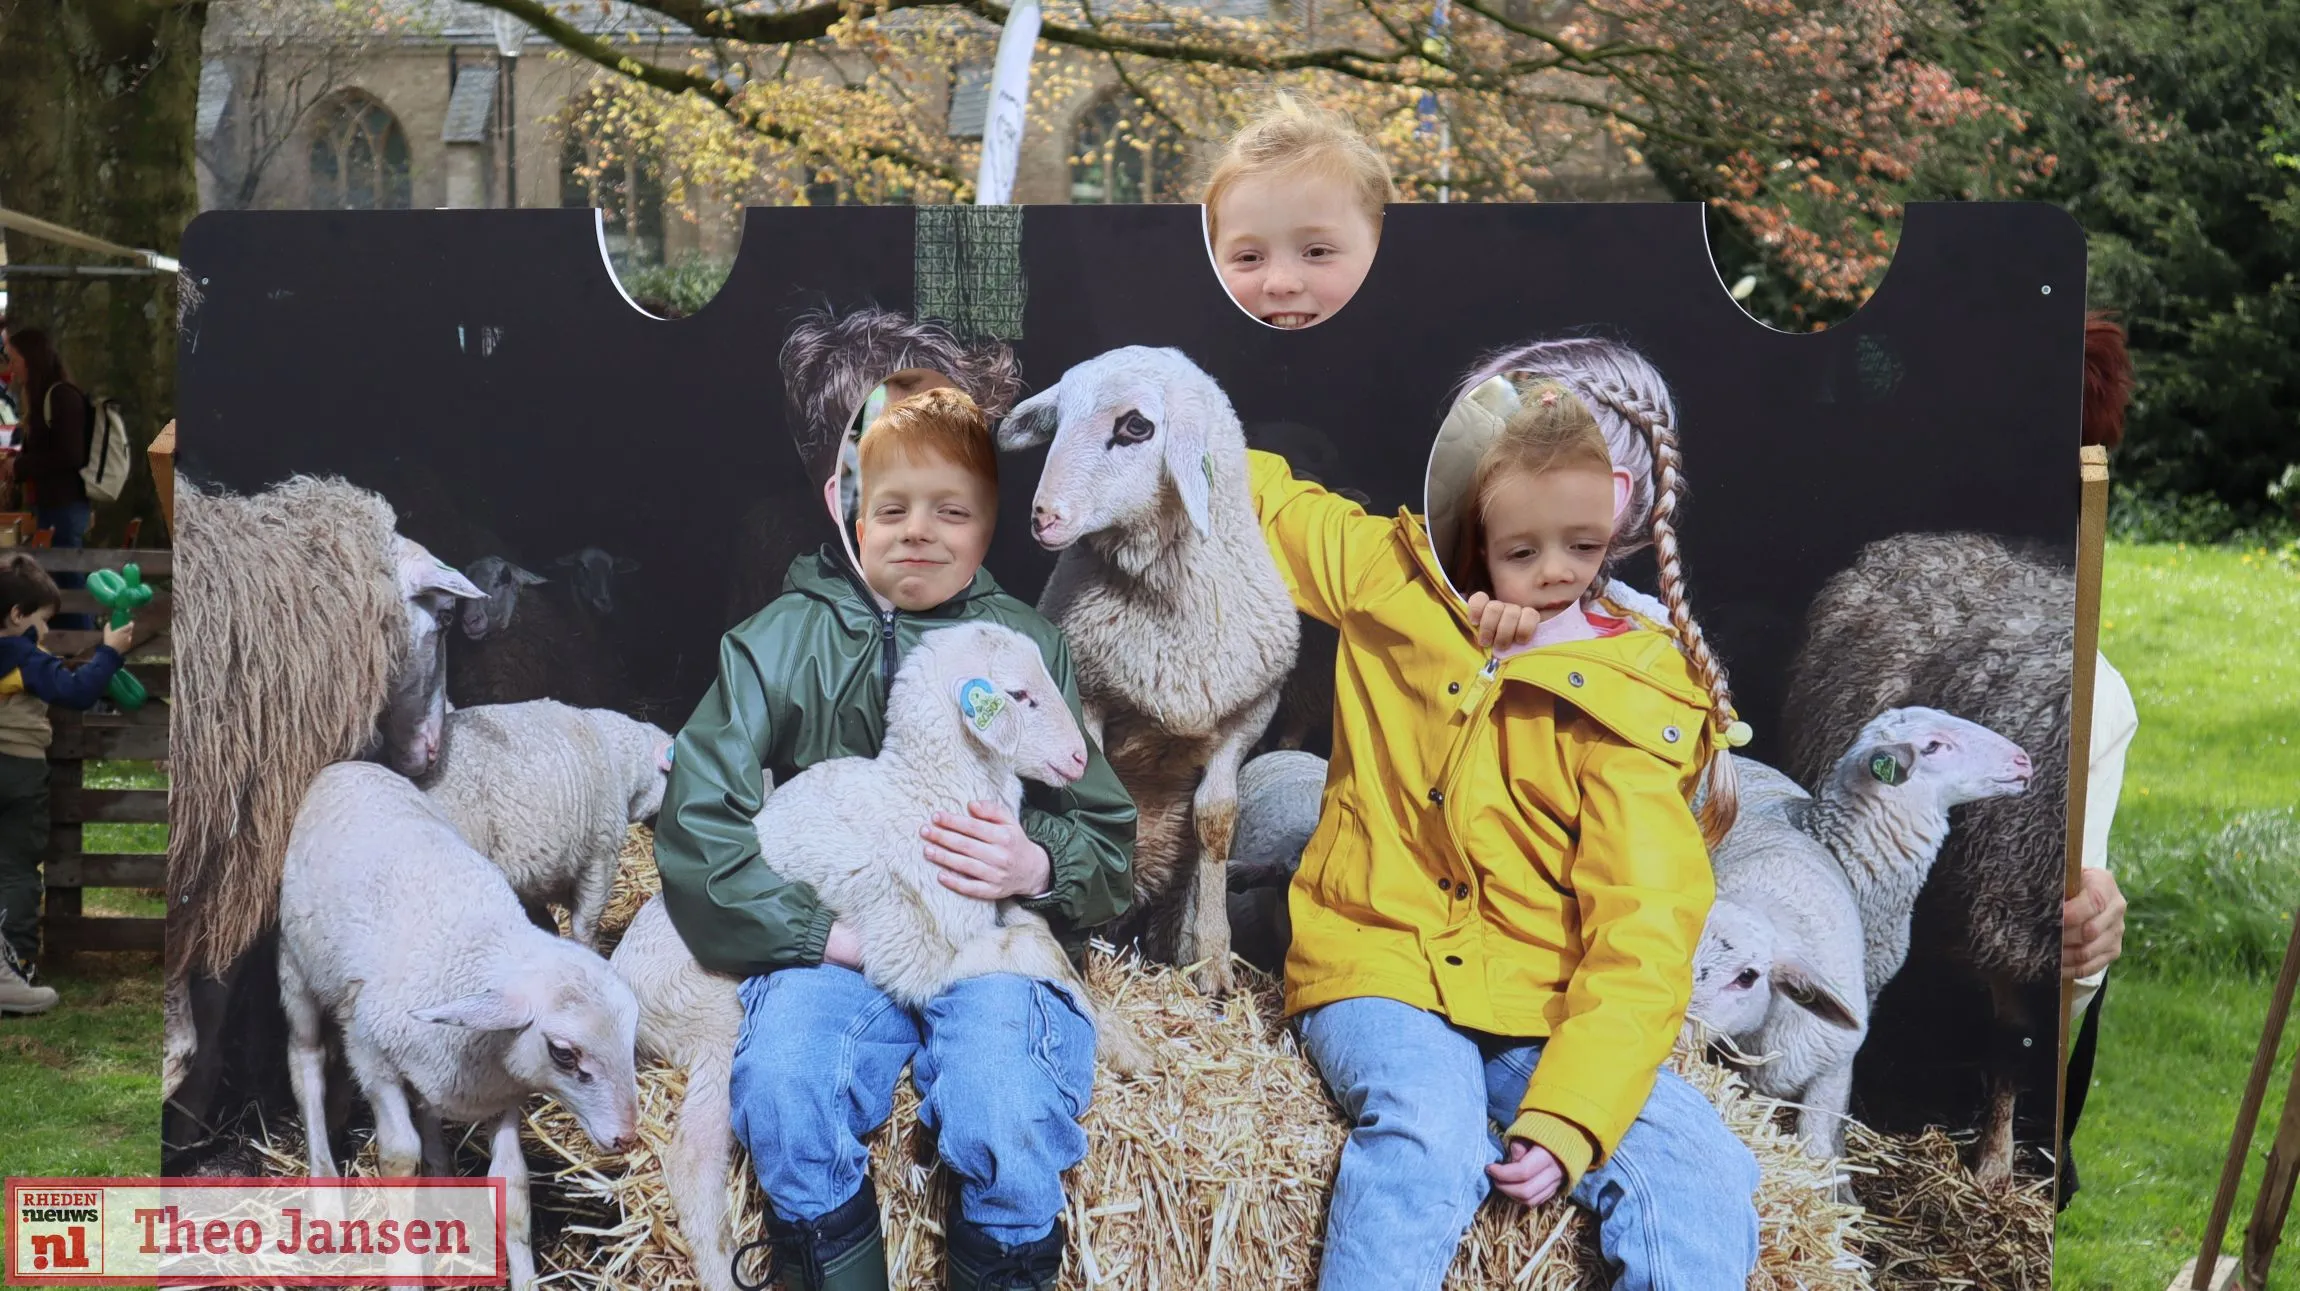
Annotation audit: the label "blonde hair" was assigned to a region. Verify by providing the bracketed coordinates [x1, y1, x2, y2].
[857, 387, 999, 497]
[1444, 380, 1614, 602]
[1203, 92, 1395, 246]
[1452, 340, 1744, 849]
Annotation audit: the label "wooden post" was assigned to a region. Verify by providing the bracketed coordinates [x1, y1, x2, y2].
[2190, 914, 2300, 1289]
[2243, 1050, 2300, 1286]
[2058, 444, 2109, 1205]
[148, 419, 174, 539]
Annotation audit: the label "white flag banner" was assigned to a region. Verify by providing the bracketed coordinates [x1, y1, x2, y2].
[974, 0, 1043, 205]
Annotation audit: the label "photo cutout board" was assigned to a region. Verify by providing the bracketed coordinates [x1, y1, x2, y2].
[170, 199, 2084, 1289]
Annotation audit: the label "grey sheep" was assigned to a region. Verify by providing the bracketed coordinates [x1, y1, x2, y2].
[278, 763, 640, 1291]
[1783, 531, 2070, 1183]
[1222, 750, 1331, 976]
[418, 701, 674, 949]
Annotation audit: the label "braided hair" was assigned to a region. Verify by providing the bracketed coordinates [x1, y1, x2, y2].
[1455, 338, 1743, 847]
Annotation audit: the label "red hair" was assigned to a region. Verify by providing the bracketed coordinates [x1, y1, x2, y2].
[2082, 313, 2135, 449]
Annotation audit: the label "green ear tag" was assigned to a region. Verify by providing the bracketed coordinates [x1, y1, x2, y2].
[956, 677, 1005, 731]
[1869, 753, 1903, 785]
[1202, 452, 1215, 495]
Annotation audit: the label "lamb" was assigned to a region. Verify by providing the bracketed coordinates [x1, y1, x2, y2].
[167, 475, 484, 1131]
[1223, 749, 1331, 975]
[1783, 531, 2075, 1183]
[278, 762, 640, 1291]
[745, 621, 1150, 1069]
[1690, 812, 1867, 1168]
[418, 701, 673, 949]
[457, 554, 547, 641]
[447, 550, 634, 712]
[997, 346, 1300, 996]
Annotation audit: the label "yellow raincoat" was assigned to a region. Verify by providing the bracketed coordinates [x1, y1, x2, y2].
[1250, 449, 1722, 1190]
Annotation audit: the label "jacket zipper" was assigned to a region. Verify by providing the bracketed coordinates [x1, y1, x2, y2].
[878, 609, 898, 689]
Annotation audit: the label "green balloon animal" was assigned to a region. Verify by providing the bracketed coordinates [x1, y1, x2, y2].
[86, 564, 153, 712]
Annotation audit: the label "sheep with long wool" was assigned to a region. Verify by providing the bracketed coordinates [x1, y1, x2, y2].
[278, 762, 640, 1291]
[997, 346, 1299, 996]
[418, 700, 674, 949]
[1783, 531, 2072, 1183]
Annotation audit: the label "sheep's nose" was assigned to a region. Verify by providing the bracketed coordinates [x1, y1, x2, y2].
[2012, 749, 2033, 775]
[1032, 503, 1065, 534]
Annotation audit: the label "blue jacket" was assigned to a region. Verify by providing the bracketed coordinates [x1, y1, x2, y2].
[0, 630, 121, 710]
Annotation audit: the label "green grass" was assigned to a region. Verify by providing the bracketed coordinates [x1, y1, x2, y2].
[2056, 542, 2300, 1290]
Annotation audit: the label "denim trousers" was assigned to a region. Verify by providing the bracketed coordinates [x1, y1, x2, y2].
[36, 502, 92, 631]
[1299, 996, 1760, 1291]
[729, 964, 1096, 1245]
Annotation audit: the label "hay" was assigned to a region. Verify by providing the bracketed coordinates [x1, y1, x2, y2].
[1844, 1125, 2053, 1289]
[534, 847, 1871, 1290]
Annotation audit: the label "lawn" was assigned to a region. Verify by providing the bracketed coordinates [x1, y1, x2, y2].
[0, 759, 165, 1184]
[2055, 542, 2300, 1291]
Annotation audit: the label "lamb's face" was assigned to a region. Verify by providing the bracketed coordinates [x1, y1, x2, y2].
[1690, 900, 1776, 1038]
[460, 555, 545, 640]
[408, 949, 640, 1153]
[1846, 706, 2033, 811]
[381, 538, 485, 778]
[944, 626, 1088, 787]
[998, 347, 1225, 548]
[556, 547, 640, 617]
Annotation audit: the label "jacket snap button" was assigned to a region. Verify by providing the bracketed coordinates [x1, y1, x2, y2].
[1444, 955, 1464, 966]
[1428, 787, 1444, 805]
[1663, 725, 1682, 743]
[1448, 681, 1461, 694]
[1436, 877, 1451, 893]
[1568, 671, 1585, 687]
[1453, 885, 1468, 900]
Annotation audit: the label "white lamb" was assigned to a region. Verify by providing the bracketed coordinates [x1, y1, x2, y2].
[1793, 706, 2034, 1004]
[277, 762, 640, 1291]
[417, 700, 673, 949]
[997, 346, 1299, 996]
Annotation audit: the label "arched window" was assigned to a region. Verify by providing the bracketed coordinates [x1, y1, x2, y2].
[309, 94, 413, 210]
[1068, 95, 1189, 204]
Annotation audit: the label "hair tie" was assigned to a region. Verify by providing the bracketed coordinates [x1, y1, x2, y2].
[1723, 720, 1753, 749]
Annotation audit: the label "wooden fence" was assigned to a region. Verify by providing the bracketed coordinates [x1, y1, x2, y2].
[37, 547, 170, 956]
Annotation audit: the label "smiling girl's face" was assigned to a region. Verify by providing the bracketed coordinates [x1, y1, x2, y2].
[1212, 167, 1379, 330]
[1477, 464, 1617, 620]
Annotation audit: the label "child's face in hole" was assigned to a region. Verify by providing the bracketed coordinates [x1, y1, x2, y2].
[1479, 464, 1617, 620]
[856, 447, 996, 612]
[2, 604, 53, 640]
[1212, 168, 1378, 330]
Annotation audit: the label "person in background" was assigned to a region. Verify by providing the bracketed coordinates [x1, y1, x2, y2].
[0, 553, 133, 1015]
[2059, 311, 2137, 1210]
[1, 328, 94, 629]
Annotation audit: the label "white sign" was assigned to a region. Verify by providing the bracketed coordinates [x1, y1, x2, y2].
[974, 0, 1044, 205]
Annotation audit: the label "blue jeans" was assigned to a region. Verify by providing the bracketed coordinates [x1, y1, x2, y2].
[1300, 996, 1759, 1291]
[729, 965, 1096, 1245]
[36, 502, 91, 631]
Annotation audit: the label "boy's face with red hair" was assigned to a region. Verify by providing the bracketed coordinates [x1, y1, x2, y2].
[855, 445, 996, 611]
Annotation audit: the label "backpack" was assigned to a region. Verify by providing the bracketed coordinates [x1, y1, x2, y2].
[45, 385, 133, 505]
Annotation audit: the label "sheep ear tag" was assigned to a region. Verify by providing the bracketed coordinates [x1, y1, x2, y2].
[956, 677, 1006, 732]
[1869, 751, 1905, 785]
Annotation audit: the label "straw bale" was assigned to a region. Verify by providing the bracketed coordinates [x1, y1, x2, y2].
[1844, 1124, 2053, 1289]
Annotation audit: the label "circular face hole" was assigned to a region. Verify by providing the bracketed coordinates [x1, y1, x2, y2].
[1204, 177, 1385, 333]
[836, 368, 962, 575]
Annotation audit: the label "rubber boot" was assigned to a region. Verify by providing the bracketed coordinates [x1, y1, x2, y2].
[945, 1214, 1064, 1291]
[731, 1178, 888, 1291]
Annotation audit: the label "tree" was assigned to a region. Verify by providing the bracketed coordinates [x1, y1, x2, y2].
[197, 0, 408, 211]
[0, 0, 206, 544]
[478, 0, 2048, 309]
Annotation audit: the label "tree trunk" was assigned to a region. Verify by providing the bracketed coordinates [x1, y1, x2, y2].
[0, 0, 207, 546]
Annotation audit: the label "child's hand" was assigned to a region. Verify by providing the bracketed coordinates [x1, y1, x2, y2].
[1464, 592, 1541, 652]
[924, 801, 1053, 900]
[1488, 1140, 1565, 1207]
[823, 920, 866, 970]
[101, 620, 134, 654]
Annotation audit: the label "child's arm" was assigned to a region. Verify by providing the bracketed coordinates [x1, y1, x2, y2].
[9, 636, 124, 711]
[654, 629, 833, 978]
[1504, 737, 1715, 1191]
[1246, 449, 1408, 628]
[1016, 628, 1137, 930]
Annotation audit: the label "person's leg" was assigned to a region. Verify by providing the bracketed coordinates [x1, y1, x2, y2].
[1299, 997, 1494, 1291]
[1483, 1043, 1758, 1291]
[727, 964, 918, 1290]
[0, 754, 53, 967]
[38, 502, 93, 631]
[912, 973, 1095, 1289]
[2058, 977, 2110, 1211]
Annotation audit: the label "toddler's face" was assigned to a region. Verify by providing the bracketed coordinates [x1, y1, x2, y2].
[857, 449, 995, 612]
[1479, 465, 1616, 620]
[1212, 169, 1378, 330]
